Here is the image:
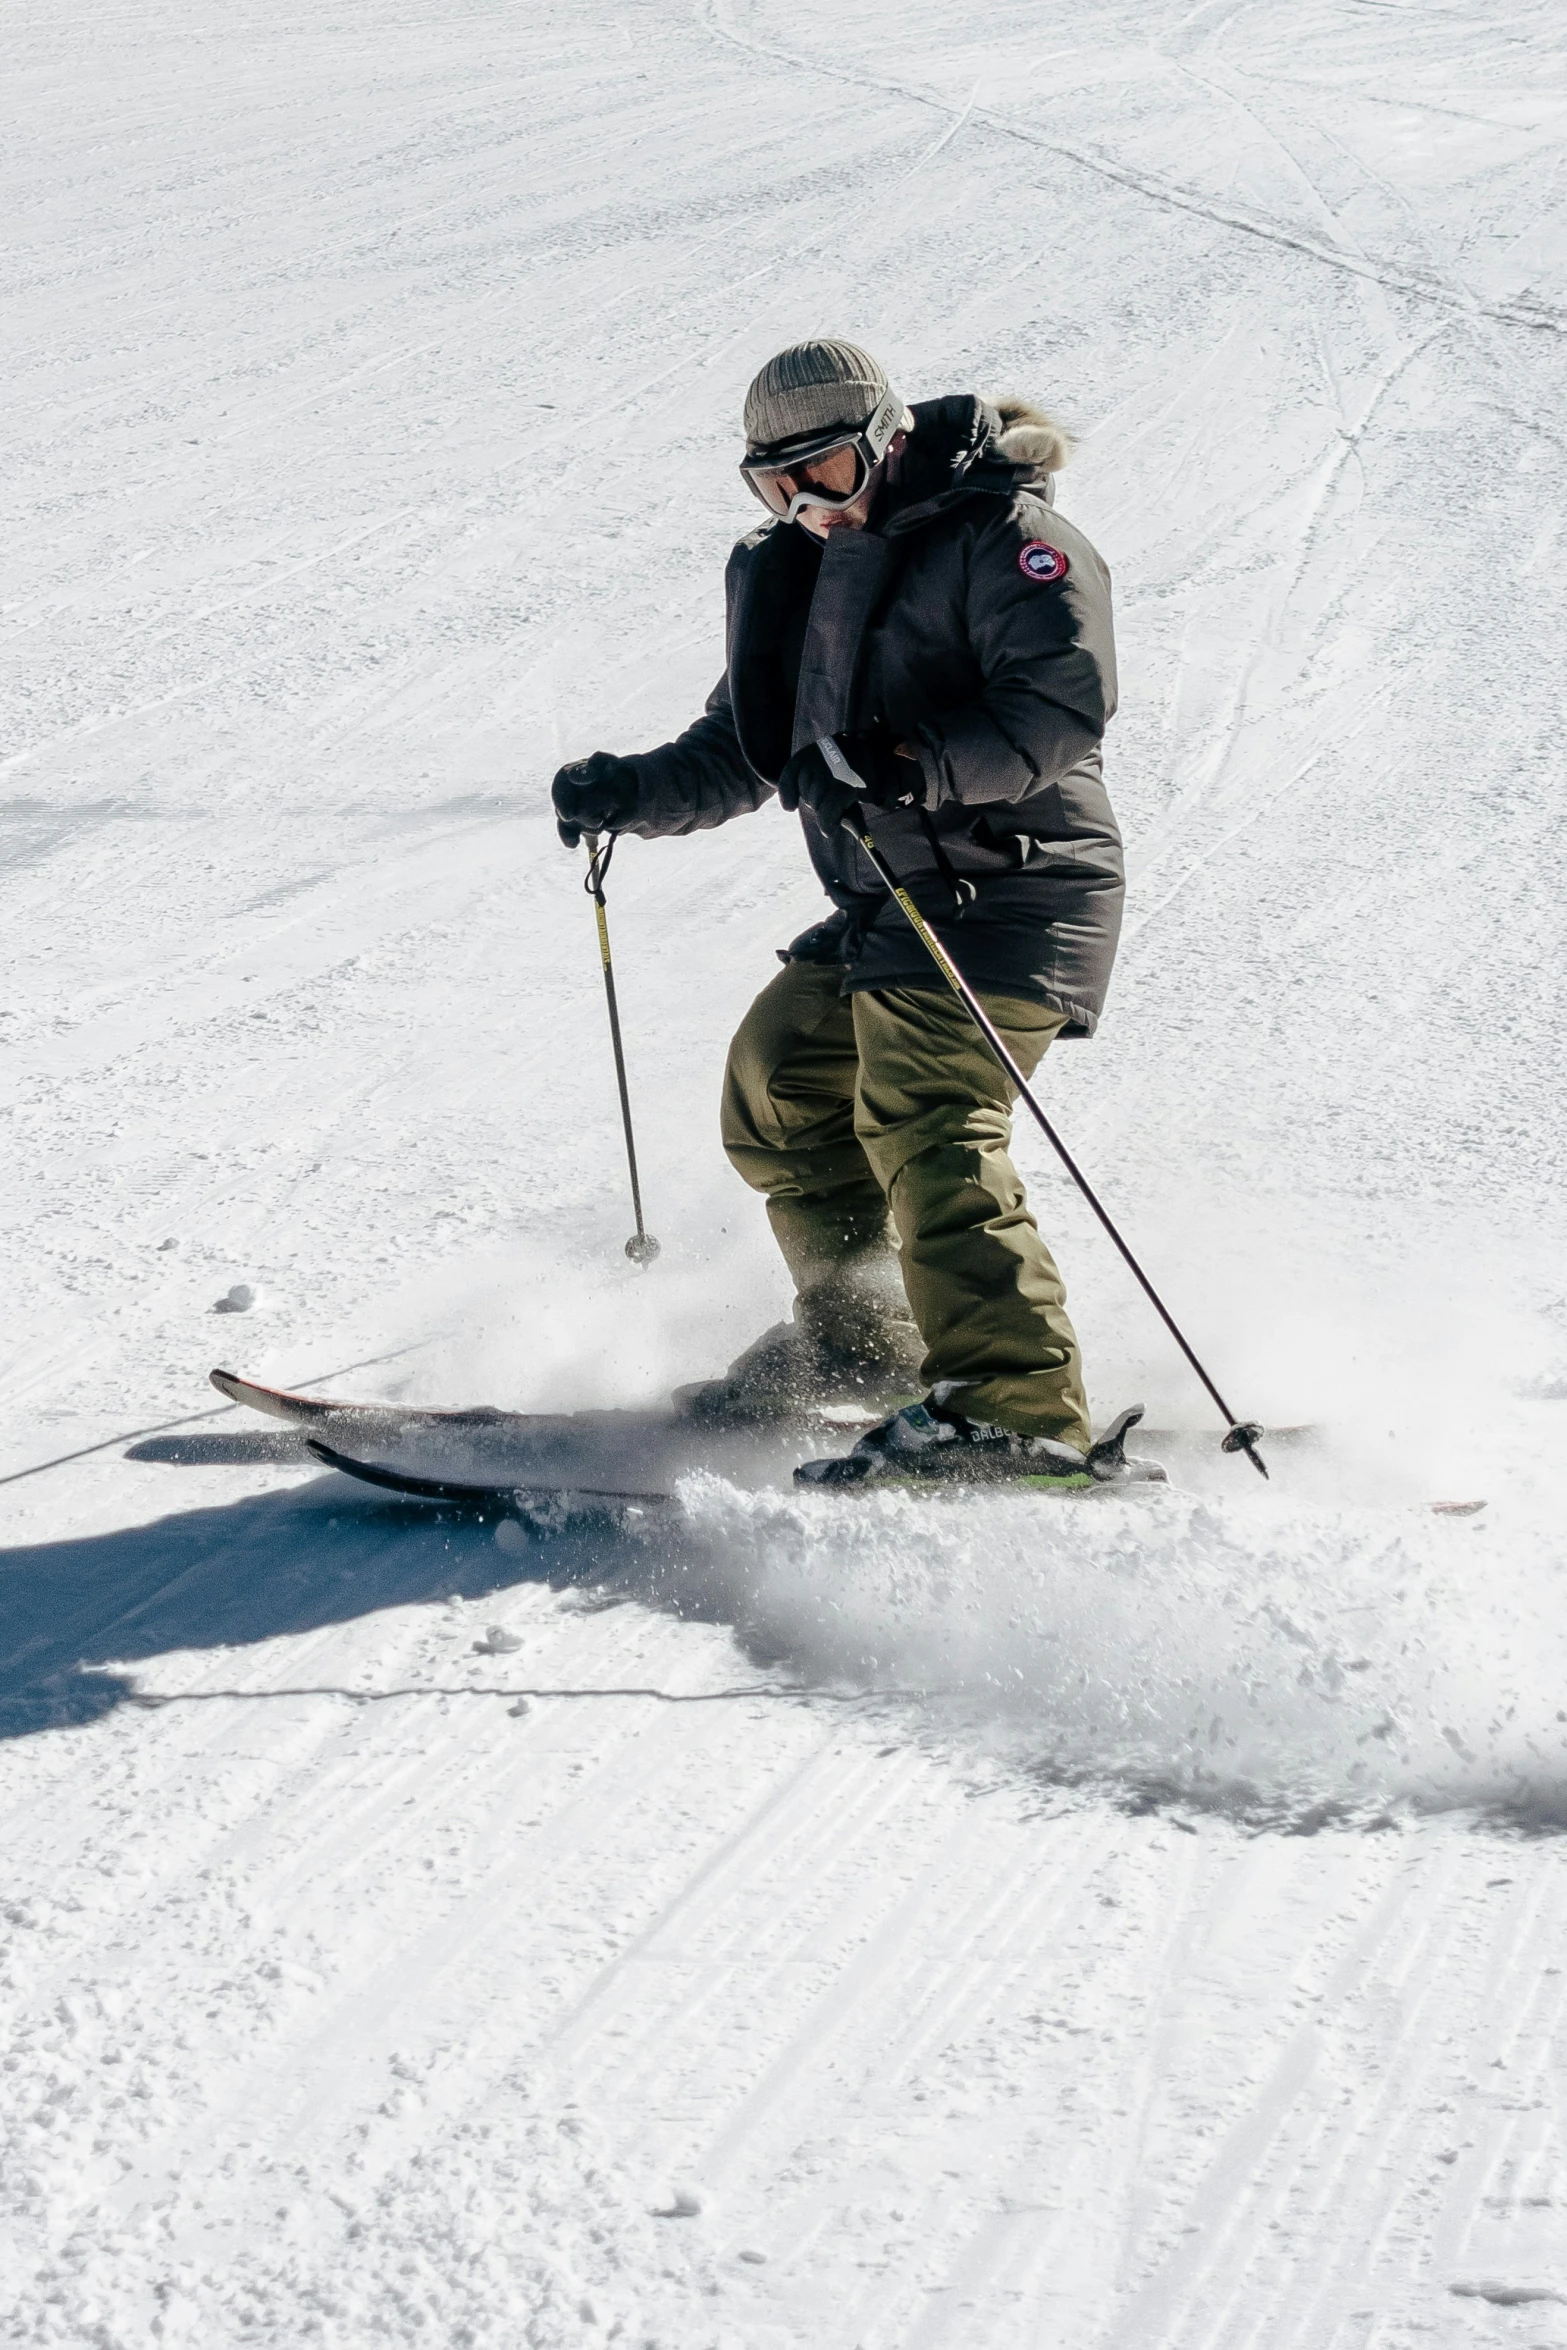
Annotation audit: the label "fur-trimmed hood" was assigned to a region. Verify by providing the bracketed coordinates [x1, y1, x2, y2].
[881, 393, 1073, 529]
[992, 396, 1074, 479]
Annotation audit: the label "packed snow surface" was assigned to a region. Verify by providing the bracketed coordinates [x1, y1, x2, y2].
[4, 0, 1567, 2342]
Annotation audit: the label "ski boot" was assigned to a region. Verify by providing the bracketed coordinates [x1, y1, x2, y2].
[794, 1392, 1168, 1491]
[674, 1259, 924, 1426]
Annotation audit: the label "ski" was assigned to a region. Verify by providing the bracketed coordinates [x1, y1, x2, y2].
[215, 1372, 1474, 1516]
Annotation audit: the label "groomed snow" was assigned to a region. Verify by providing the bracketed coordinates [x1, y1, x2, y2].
[4, 0, 1566, 2342]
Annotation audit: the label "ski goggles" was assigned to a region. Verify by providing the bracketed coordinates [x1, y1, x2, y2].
[739, 389, 905, 523]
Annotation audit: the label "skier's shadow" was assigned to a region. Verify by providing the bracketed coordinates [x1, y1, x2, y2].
[0, 1468, 656, 1741]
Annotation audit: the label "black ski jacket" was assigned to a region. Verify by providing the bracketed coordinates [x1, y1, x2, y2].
[620, 394, 1124, 1034]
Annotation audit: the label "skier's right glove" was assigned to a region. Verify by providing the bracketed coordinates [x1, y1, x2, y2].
[552, 751, 640, 848]
[775, 730, 923, 834]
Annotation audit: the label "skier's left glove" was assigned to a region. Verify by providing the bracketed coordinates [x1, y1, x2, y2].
[775, 730, 924, 835]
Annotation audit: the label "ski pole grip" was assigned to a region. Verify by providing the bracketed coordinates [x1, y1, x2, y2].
[816, 735, 865, 793]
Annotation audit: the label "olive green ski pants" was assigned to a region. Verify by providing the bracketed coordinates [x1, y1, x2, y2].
[720, 961, 1091, 1449]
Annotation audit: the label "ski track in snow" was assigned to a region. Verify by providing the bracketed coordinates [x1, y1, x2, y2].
[4, 0, 1567, 2342]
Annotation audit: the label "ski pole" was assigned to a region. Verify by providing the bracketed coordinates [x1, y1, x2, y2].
[822, 756, 1266, 1476]
[582, 832, 660, 1265]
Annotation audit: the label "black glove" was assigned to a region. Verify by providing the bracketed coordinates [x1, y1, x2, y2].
[552, 750, 640, 849]
[775, 730, 923, 833]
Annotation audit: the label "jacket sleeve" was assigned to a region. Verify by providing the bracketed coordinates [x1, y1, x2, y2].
[618, 673, 776, 839]
[915, 504, 1117, 810]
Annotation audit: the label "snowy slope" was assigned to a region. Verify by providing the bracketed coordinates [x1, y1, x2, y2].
[4, 0, 1567, 2342]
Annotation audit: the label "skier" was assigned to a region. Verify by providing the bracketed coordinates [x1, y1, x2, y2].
[552, 339, 1159, 1489]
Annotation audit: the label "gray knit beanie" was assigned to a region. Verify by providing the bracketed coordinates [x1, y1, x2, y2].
[743, 339, 896, 453]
